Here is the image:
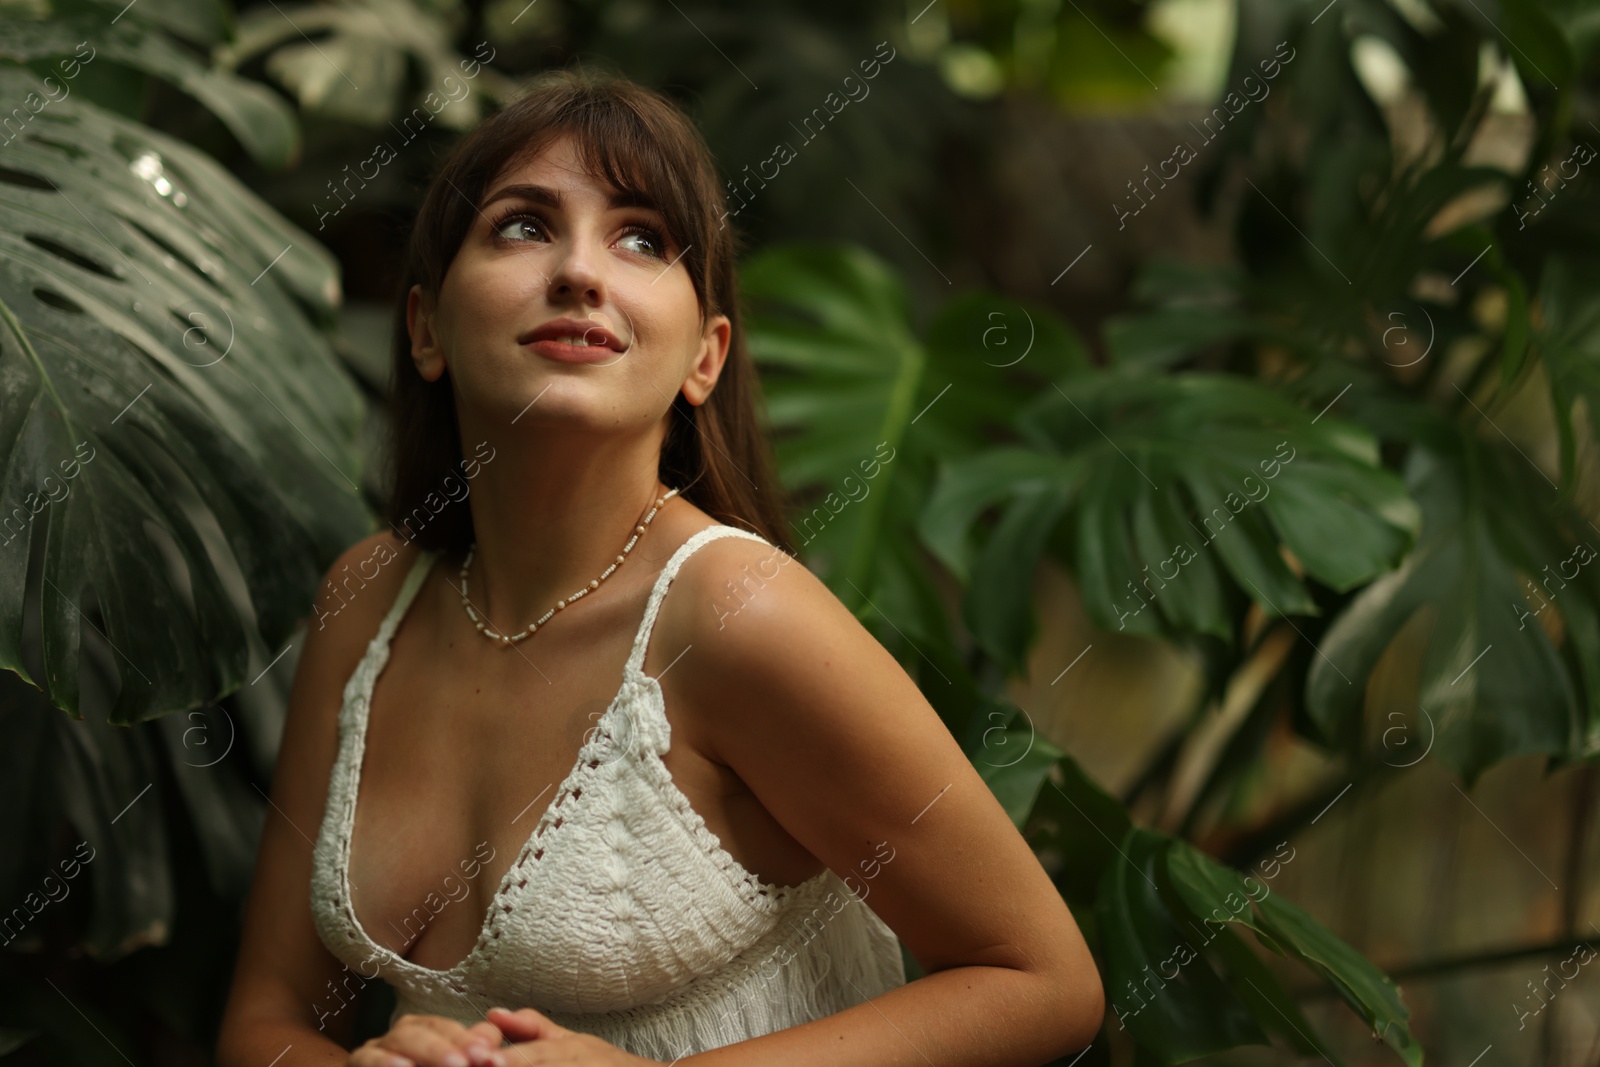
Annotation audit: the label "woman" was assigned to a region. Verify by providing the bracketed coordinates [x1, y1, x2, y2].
[216, 68, 1103, 1067]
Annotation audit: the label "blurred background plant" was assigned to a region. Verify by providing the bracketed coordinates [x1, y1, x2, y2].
[1, 0, 1596, 1063]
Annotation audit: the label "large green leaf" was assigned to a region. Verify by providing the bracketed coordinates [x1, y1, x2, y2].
[1048, 794, 1418, 1064]
[744, 243, 923, 564]
[743, 244, 1093, 730]
[741, 242, 971, 735]
[1025, 753, 1131, 910]
[1306, 429, 1589, 781]
[1104, 261, 1260, 374]
[1166, 840, 1422, 1067]
[964, 481, 1076, 673]
[0, 65, 368, 723]
[1031, 376, 1419, 625]
[1535, 254, 1600, 491]
[0, 9, 300, 168]
[220, 0, 512, 131]
[1202, 922, 1334, 1063]
[918, 447, 1083, 584]
[743, 248, 956, 625]
[1096, 828, 1268, 1062]
[929, 372, 1419, 663]
[919, 291, 1090, 455]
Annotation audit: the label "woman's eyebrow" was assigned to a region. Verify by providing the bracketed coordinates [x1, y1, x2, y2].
[479, 183, 662, 215]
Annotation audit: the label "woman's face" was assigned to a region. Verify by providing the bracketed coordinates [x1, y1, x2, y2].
[406, 132, 729, 440]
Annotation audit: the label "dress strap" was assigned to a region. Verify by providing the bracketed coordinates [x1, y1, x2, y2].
[624, 525, 772, 678]
[376, 546, 438, 646]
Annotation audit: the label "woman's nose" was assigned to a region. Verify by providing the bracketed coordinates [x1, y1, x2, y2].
[546, 235, 605, 305]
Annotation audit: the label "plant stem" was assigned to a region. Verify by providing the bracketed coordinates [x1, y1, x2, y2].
[1289, 933, 1598, 995]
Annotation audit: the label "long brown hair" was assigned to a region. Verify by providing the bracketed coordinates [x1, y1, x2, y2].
[382, 68, 792, 557]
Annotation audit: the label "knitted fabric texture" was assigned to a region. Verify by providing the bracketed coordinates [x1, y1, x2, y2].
[309, 525, 907, 1059]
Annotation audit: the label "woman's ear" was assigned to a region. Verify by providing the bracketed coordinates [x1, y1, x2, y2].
[406, 284, 448, 381]
[681, 314, 731, 406]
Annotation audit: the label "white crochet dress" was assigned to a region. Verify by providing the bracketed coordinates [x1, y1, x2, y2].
[309, 525, 907, 1060]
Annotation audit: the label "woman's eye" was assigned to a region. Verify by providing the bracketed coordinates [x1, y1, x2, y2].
[492, 213, 544, 242]
[618, 226, 667, 259]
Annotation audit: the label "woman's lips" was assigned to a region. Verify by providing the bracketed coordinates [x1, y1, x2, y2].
[524, 338, 624, 364]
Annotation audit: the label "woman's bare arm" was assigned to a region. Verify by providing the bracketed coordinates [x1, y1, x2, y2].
[216, 534, 400, 1065]
[216, 534, 504, 1067]
[660, 538, 1105, 1067]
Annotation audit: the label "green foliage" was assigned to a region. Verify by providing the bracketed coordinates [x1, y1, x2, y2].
[931, 0, 1176, 105]
[1167, 839, 1421, 1065]
[0, 63, 367, 724]
[217, 0, 516, 129]
[4, 0, 1598, 1063]
[1, 0, 300, 166]
[742, 243, 1082, 670]
[1306, 428, 1596, 782]
[0, 9, 363, 1050]
[1097, 828, 1273, 1062]
[743, 237, 1428, 1062]
[975, 713, 1065, 827]
[1097, 0, 1600, 784]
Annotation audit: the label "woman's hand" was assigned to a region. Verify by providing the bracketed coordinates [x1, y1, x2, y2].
[487, 1007, 658, 1065]
[349, 1013, 508, 1067]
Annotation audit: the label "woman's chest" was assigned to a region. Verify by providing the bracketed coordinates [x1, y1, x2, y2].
[333, 678, 817, 1012]
[343, 618, 760, 974]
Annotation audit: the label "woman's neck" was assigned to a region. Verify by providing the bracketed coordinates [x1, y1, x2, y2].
[455, 424, 676, 627]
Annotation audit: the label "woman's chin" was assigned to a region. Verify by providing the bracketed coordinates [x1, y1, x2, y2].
[492, 389, 636, 434]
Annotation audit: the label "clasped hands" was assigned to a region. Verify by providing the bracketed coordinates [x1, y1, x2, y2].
[348, 1007, 659, 1067]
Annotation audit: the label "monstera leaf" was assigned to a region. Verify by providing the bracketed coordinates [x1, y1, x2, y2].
[1534, 254, 1600, 489]
[1166, 838, 1422, 1066]
[922, 372, 1421, 671]
[972, 711, 1064, 828]
[1307, 425, 1596, 783]
[743, 243, 1084, 637]
[1087, 823, 1421, 1065]
[219, 0, 513, 130]
[742, 241, 933, 652]
[1096, 827, 1270, 1062]
[0, 64, 369, 723]
[741, 243, 1068, 682]
[0, 0, 300, 168]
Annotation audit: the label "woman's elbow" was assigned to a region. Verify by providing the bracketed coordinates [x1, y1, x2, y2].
[1041, 952, 1104, 1053]
[1063, 966, 1106, 1050]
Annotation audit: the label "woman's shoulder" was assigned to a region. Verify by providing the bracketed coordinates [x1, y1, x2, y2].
[295, 531, 442, 710]
[308, 529, 432, 643]
[653, 515, 840, 655]
[651, 516, 909, 754]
